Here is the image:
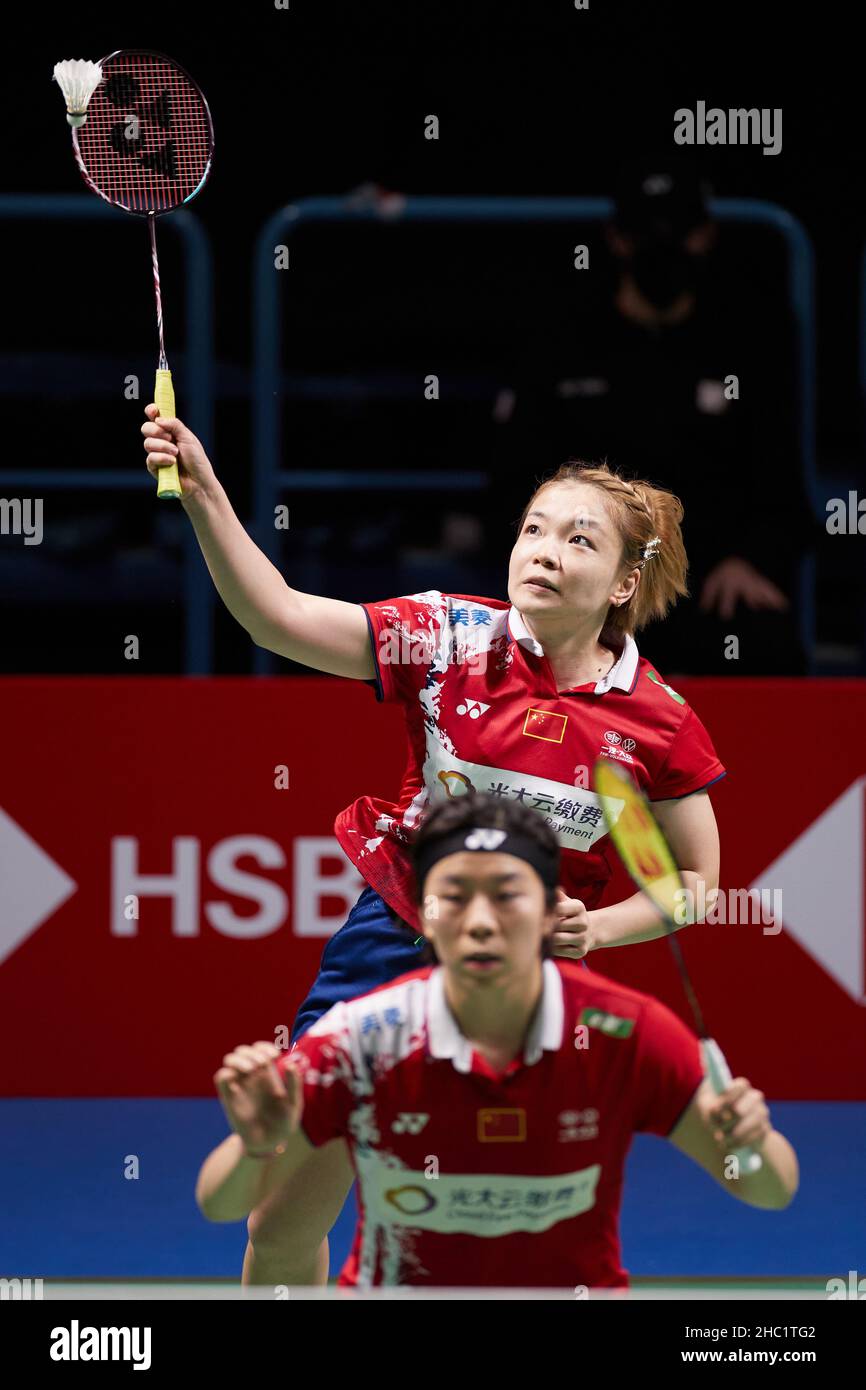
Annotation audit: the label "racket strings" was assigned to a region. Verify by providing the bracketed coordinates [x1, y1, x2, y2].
[74, 53, 211, 213]
[595, 760, 713, 1041]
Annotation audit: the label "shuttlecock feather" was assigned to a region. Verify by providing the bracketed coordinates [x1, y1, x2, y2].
[52, 59, 103, 127]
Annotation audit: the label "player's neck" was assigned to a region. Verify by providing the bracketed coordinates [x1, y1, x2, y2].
[521, 610, 618, 688]
[443, 963, 545, 1069]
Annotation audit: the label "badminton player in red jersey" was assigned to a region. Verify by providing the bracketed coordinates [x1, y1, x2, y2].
[197, 794, 798, 1290]
[143, 406, 726, 1281]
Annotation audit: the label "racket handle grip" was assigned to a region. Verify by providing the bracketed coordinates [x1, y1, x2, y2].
[154, 369, 182, 500]
[701, 1038, 763, 1175]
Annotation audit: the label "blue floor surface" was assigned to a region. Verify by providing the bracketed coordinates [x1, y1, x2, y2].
[1, 1101, 862, 1279]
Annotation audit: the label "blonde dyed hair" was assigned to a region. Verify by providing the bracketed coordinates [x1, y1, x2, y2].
[516, 460, 689, 637]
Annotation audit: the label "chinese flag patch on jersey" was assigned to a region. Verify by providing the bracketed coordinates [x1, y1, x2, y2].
[523, 708, 568, 743]
[477, 1107, 527, 1142]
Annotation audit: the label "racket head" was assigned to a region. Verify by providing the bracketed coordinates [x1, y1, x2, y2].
[71, 49, 214, 216]
[593, 758, 685, 924]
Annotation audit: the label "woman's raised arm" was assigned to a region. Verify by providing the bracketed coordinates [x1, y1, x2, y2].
[142, 404, 374, 679]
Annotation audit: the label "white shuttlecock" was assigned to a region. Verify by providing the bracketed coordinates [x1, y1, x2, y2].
[52, 59, 103, 127]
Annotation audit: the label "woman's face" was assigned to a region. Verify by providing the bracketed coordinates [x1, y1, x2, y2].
[507, 481, 637, 626]
[420, 851, 554, 986]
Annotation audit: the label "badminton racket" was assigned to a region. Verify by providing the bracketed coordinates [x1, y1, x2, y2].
[593, 758, 762, 1174]
[57, 48, 214, 498]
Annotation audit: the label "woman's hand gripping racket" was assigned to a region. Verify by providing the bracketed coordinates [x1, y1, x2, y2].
[54, 49, 214, 498]
[593, 758, 762, 1175]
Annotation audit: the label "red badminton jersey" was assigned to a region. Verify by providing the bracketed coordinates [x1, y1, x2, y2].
[285, 959, 705, 1288]
[334, 591, 726, 925]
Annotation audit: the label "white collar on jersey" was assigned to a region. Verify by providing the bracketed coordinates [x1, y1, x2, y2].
[507, 606, 640, 694]
[425, 959, 565, 1074]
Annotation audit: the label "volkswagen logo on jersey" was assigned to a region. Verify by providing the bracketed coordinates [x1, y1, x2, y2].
[391, 1113, 430, 1135]
[600, 731, 636, 764]
[557, 1108, 600, 1142]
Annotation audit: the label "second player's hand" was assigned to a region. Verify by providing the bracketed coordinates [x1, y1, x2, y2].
[214, 1041, 303, 1156]
[141, 403, 218, 501]
[705, 1077, 772, 1152]
[551, 887, 595, 959]
[699, 557, 789, 621]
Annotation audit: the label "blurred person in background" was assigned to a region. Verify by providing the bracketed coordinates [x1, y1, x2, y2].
[493, 159, 819, 675]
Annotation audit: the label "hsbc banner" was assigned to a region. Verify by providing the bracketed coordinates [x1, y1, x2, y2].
[0, 677, 864, 1098]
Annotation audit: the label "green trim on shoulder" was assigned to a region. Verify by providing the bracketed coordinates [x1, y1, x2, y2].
[579, 1007, 635, 1039]
[646, 670, 686, 705]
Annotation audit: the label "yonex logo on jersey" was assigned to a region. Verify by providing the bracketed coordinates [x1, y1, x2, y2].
[391, 1113, 430, 1135]
[523, 708, 568, 744]
[477, 1107, 527, 1142]
[579, 1008, 635, 1039]
[456, 699, 491, 719]
[464, 829, 507, 851]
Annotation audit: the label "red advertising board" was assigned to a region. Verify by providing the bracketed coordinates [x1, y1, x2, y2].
[0, 677, 864, 1098]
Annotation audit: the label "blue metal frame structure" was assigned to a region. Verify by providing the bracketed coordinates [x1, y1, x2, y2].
[0, 195, 215, 674]
[1, 195, 818, 675]
[252, 195, 818, 674]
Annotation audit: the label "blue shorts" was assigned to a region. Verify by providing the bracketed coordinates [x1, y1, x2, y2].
[291, 886, 425, 1043]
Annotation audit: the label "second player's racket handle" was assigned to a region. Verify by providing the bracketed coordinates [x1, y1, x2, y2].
[701, 1039, 763, 1175]
[154, 369, 182, 499]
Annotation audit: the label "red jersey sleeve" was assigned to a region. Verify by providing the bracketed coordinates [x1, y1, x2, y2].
[359, 591, 449, 705]
[279, 1005, 358, 1148]
[631, 997, 705, 1137]
[649, 705, 726, 802]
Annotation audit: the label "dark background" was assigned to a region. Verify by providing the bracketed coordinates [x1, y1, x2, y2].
[4, 0, 865, 675]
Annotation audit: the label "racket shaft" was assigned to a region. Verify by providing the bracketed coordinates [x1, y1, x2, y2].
[154, 370, 181, 499]
[702, 1039, 763, 1174]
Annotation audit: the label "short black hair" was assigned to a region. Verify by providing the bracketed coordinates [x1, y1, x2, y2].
[612, 156, 713, 240]
[410, 792, 560, 961]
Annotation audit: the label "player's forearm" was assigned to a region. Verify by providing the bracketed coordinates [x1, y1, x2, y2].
[589, 890, 672, 948]
[195, 1133, 282, 1223]
[182, 482, 300, 647]
[724, 1130, 799, 1210]
[590, 871, 712, 949]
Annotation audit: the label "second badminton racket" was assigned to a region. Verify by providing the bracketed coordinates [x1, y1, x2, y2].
[593, 757, 762, 1175]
